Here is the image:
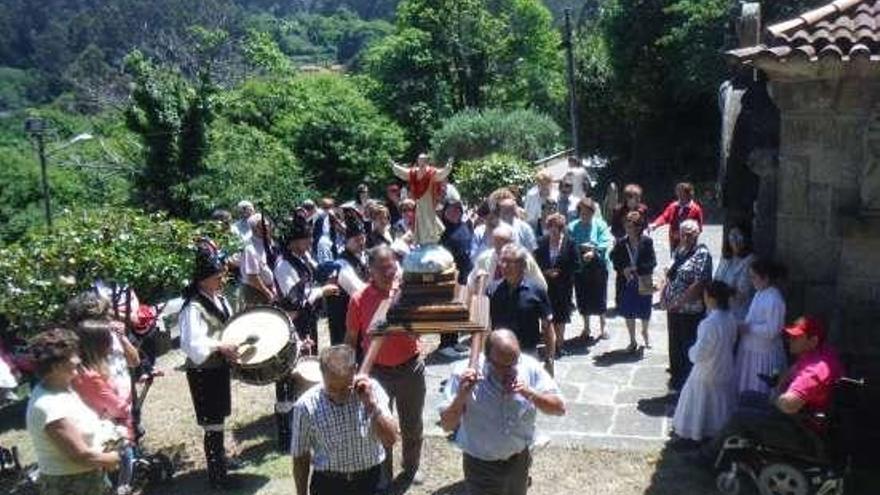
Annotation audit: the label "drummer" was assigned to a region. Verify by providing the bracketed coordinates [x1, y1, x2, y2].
[179, 238, 240, 489]
[272, 216, 339, 453]
[274, 215, 340, 351]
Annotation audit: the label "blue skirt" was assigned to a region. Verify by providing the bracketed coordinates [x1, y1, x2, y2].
[619, 277, 652, 320]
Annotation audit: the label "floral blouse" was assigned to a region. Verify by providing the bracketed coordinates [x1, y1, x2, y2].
[662, 243, 712, 314]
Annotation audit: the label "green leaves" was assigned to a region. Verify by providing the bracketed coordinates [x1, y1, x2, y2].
[431, 108, 563, 163]
[454, 153, 534, 203]
[0, 208, 237, 336]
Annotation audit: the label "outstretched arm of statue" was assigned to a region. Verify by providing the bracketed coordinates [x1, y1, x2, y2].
[435, 157, 453, 181]
[391, 160, 410, 181]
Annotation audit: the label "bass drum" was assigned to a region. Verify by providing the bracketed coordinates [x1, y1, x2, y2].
[291, 356, 322, 398]
[221, 306, 296, 386]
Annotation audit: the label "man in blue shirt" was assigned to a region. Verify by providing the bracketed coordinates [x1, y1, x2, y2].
[487, 244, 555, 358]
[440, 330, 566, 495]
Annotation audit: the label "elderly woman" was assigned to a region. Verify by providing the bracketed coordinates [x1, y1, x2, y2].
[535, 213, 579, 357]
[661, 219, 713, 391]
[367, 204, 394, 249]
[734, 259, 787, 396]
[26, 328, 120, 495]
[524, 170, 558, 229]
[568, 198, 613, 342]
[671, 281, 737, 442]
[714, 226, 755, 322]
[610, 210, 656, 352]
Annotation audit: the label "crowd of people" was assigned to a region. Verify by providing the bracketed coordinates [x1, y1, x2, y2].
[12, 153, 847, 495]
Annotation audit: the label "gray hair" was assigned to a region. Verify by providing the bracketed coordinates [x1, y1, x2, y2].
[492, 223, 514, 242]
[319, 345, 356, 378]
[66, 291, 111, 324]
[680, 219, 701, 235]
[500, 243, 527, 263]
[367, 244, 396, 267]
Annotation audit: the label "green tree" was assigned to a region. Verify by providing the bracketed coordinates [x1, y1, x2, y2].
[225, 73, 408, 194]
[364, 0, 565, 149]
[0, 208, 235, 335]
[430, 108, 562, 162]
[453, 153, 534, 203]
[123, 49, 216, 216]
[188, 120, 310, 219]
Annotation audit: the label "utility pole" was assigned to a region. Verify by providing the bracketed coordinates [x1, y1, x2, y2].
[563, 8, 581, 159]
[25, 117, 52, 230]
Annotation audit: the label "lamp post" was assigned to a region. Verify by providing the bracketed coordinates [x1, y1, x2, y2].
[24, 117, 94, 230]
[563, 8, 581, 159]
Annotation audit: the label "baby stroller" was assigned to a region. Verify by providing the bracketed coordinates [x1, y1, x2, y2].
[118, 369, 175, 494]
[714, 376, 867, 495]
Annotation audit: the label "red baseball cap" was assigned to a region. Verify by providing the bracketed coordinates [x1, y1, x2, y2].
[784, 316, 826, 342]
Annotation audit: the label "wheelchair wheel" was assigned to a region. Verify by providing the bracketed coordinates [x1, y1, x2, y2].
[757, 463, 808, 495]
[716, 470, 742, 495]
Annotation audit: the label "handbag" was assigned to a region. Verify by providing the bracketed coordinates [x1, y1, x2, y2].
[638, 274, 655, 296]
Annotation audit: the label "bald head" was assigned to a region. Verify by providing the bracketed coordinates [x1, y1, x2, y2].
[492, 223, 514, 254]
[485, 329, 520, 359]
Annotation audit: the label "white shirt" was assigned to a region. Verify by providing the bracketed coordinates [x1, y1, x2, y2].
[468, 249, 547, 293]
[504, 217, 538, 252]
[524, 186, 558, 227]
[443, 355, 559, 461]
[274, 253, 323, 305]
[714, 254, 755, 321]
[337, 253, 368, 296]
[26, 385, 117, 475]
[232, 218, 252, 243]
[741, 286, 786, 353]
[291, 380, 391, 472]
[240, 238, 275, 288]
[179, 293, 231, 366]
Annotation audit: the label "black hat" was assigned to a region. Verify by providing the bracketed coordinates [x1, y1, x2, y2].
[345, 217, 366, 239]
[281, 215, 312, 245]
[193, 238, 226, 282]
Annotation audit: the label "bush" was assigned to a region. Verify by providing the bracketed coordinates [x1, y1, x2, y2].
[431, 108, 563, 163]
[224, 73, 408, 195]
[0, 208, 236, 336]
[454, 153, 534, 204]
[187, 120, 311, 219]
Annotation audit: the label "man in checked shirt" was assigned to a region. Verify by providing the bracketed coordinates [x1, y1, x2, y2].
[291, 345, 398, 495]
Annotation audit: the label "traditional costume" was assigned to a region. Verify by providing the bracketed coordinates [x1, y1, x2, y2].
[179, 240, 234, 487]
[326, 218, 369, 345]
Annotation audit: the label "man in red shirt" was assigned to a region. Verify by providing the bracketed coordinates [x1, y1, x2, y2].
[648, 182, 704, 251]
[699, 315, 843, 462]
[345, 245, 425, 487]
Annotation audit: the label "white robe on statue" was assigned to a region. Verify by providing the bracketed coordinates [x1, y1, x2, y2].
[392, 163, 451, 246]
[734, 286, 787, 396]
[672, 309, 737, 440]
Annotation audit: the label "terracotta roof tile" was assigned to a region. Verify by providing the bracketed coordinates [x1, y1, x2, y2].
[729, 0, 880, 64]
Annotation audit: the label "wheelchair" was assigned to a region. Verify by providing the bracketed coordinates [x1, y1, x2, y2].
[714, 377, 866, 495]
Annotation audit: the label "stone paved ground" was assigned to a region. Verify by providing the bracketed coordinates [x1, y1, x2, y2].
[421, 224, 723, 451]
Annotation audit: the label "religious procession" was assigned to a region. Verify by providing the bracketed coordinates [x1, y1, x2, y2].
[2, 1, 880, 495]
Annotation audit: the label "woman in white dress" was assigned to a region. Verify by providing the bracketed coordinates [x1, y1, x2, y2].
[734, 259, 787, 396]
[672, 281, 738, 442]
[713, 226, 754, 322]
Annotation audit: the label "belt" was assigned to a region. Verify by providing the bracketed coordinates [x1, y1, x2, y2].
[372, 354, 420, 371]
[314, 464, 380, 482]
[466, 448, 529, 465]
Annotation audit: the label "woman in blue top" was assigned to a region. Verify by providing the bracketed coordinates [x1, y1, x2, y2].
[567, 198, 613, 342]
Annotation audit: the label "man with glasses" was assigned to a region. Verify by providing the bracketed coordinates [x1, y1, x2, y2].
[440, 329, 566, 495]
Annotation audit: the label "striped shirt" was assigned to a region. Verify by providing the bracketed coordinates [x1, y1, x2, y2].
[290, 379, 390, 472]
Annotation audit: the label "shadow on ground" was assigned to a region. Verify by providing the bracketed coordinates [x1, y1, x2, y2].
[636, 394, 677, 418]
[147, 471, 270, 495]
[592, 347, 645, 367]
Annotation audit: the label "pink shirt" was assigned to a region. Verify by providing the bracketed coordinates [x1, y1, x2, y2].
[784, 344, 843, 414]
[72, 369, 133, 439]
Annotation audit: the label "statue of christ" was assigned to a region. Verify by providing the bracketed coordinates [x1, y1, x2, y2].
[391, 153, 453, 246]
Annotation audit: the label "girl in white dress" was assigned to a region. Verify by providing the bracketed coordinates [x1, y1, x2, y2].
[734, 259, 787, 396]
[714, 226, 754, 322]
[672, 281, 738, 441]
